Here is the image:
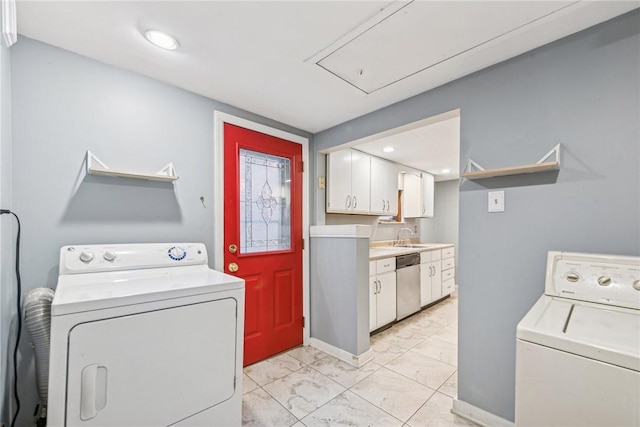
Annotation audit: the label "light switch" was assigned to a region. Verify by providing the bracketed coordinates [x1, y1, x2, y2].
[488, 191, 505, 212]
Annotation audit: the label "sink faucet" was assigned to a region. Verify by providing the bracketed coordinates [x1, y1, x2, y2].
[396, 227, 413, 246]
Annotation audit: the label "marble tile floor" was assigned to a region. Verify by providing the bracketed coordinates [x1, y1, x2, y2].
[242, 292, 479, 427]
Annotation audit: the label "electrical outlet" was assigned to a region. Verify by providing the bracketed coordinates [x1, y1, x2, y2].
[318, 176, 325, 190]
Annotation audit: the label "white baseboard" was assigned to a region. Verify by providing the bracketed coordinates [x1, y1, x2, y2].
[309, 338, 374, 367]
[452, 398, 515, 427]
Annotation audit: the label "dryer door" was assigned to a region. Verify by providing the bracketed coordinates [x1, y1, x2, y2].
[65, 298, 238, 426]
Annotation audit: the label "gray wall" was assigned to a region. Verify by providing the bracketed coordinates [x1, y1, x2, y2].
[313, 10, 640, 422]
[8, 36, 311, 425]
[420, 180, 459, 251]
[310, 235, 370, 356]
[0, 22, 14, 424]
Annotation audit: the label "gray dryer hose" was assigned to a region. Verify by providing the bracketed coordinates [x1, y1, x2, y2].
[23, 287, 55, 406]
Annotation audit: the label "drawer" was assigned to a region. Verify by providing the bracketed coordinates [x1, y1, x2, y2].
[431, 249, 441, 261]
[369, 261, 376, 276]
[442, 268, 455, 281]
[442, 258, 455, 270]
[376, 257, 395, 274]
[442, 278, 455, 295]
[442, 247, 455, 259]
[420, 251, 431, 263]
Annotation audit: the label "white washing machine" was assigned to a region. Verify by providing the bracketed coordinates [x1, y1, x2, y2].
[515, 251, 640, 426]
[47, 243, 245, 427]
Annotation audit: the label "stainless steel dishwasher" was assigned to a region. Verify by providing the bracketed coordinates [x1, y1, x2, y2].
[396, 252, 421, 320]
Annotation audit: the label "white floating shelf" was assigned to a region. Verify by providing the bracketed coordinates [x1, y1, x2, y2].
[462, 144, 560, 180]
[86, 151, 179, 182]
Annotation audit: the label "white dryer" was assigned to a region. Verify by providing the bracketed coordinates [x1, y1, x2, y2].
[515, 251, 640, 426]
[47, 243, 245, 427]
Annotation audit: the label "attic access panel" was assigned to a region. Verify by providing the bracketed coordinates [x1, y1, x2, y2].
[317, 1, 572, 94]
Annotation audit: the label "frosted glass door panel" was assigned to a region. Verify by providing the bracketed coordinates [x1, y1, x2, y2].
[239, 149, 291, 254]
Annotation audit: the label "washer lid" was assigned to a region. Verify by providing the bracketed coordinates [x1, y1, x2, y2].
[517, 295, 640, 371]
[52, 265, 244, 316]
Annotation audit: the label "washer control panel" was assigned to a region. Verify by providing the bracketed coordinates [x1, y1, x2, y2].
[547, 251, 640, 310]
[60, 243, 207, 274]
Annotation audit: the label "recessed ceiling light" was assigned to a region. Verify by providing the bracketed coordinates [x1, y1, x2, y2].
[383, 146, 394, 153]
[441, 168, 451, 174]
[144, 30, 179, 50]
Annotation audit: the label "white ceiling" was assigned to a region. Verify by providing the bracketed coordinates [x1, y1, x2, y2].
[14, 0, 639, 135]
[354, 111, 460, 181]
[12, 1, 638, 179]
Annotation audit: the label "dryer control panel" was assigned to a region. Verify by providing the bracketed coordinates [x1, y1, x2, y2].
[546, 251, 640, 310]
[60, 243, 208, 274]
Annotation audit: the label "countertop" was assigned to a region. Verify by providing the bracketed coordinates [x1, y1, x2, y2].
[369, 243, 454, 261]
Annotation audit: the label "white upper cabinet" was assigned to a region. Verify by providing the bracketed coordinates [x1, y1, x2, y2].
[370, 157, 398, 216]
[327, 149, 351, 212]
[402, 172, 422, 218]
[403, 171, 434, 218]
[350, 150, 371, 214]
[327, 149, 371, 214]
[327, 149, 431, 218]
[421, 172, 434, 218]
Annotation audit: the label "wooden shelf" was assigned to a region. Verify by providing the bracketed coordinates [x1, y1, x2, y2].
[462, 144, 560, 181]
[88, 166, 179, 182]
[86, 151, 179, 182]
[461, 161, 559, 179]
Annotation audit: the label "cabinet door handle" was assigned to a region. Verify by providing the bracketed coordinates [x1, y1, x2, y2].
[378, 280, 381, 294]
[422, 205, 426, 215]
[353, 196, 357, 209]
[346, 195, 351, 208]
[385, 200, 389, 211]
[382, 199, 386, 211]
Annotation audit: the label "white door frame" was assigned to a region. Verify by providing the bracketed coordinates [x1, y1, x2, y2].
[213, 111, 310, 345]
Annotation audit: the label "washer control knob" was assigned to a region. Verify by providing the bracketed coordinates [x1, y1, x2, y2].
[79, 252, 94, 263]
[633, 280, 640, 291]
[597, 276, 612, 286]
[566, 273, 580, 283]
[103, 251, 117, 262]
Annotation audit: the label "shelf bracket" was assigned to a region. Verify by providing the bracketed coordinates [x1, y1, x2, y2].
[156, 162, 177, 178]
[536, 143, 561, 165]
[463, 158, 485, 174]
[86, 151, 109, 170]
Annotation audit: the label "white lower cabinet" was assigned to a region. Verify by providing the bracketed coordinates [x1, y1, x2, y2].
[420, 249, 442, 307]
[370, 258, 397, 332]
[441, 246, 455, 296]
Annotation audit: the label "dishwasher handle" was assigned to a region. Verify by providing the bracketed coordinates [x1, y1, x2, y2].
[396, 253, 420, 269]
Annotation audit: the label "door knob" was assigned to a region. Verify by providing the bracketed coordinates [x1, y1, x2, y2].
[228, 244, 238, 254]
[228, 262, 239, 273]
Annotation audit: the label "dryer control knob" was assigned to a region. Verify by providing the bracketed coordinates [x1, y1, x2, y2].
[79, 252, 94, 263]
[103, 251, 117, 262]
[633, 280, 640, 291]
[168, 246, 186, 260]
[597, 276, 612, 286]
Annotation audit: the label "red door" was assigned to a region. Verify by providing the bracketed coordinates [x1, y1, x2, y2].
[224, 123, 303, 366]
